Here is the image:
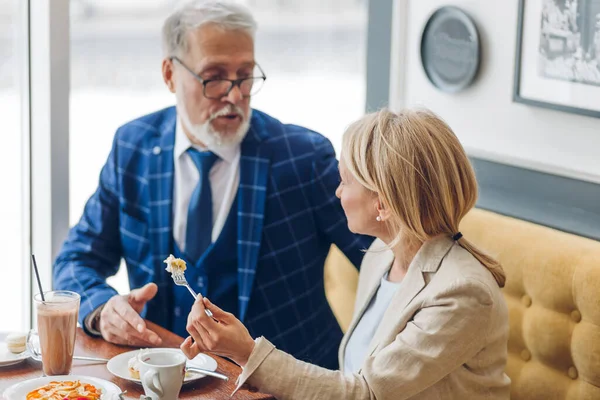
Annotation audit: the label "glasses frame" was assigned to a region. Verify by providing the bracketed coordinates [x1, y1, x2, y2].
[171, 56, 267, 100]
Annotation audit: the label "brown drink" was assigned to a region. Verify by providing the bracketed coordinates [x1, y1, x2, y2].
[34, 291, 80, 376]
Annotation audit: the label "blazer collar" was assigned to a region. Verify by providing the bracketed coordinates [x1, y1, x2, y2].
[340, 236, 455, 370]
[235, 110, 272, 322]
[244, 109, 271, 144]
[406, 235, 455, 274]
[145, 109, 177, 317]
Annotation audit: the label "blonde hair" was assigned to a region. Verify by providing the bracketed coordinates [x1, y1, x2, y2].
[341, 108, 505, 287]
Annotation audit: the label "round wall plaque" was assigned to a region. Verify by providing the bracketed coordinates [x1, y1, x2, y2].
[420, 6, 481, 93]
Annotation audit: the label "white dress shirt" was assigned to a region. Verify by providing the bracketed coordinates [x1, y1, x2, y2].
[172, 120, 241, 252]
[343, 272, 400, 375]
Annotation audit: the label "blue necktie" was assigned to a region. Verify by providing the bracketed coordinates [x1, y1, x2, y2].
[186, 148, 219, 263]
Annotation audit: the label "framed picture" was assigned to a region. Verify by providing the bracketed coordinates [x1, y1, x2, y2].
[514, 0, 600, 118]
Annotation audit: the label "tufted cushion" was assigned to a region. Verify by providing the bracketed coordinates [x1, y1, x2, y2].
[324, 208, 600, 399]
[461, 209, 600, 399]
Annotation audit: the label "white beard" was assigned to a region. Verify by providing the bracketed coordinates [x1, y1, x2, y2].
[178, 101, 251, 148]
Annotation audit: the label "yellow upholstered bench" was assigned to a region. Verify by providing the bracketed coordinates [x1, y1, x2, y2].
[324, 208, 600, 400]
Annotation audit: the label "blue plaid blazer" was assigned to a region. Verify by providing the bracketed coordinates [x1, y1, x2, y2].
[54, 106, 373, 368]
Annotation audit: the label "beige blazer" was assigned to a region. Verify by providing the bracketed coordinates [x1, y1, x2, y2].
[234, 237, 511, 399]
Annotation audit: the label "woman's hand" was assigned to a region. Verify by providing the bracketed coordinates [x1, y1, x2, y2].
[180, 297, 255, 367]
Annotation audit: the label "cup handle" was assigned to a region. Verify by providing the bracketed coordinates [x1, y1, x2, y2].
[143, 369, 163, 397]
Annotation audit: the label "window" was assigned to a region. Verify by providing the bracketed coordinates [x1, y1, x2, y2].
[251, 0, 367, 154]
[0, 0, 27, 331]
[69, 1, 177, 293]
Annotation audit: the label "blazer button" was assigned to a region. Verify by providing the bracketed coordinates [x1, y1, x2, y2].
[568, 366, 578, 380]
[520, 349, 531, 361]
[521, 295, 532, 307]
[153, 146, 161, 155]
[571, 310, 582, 323]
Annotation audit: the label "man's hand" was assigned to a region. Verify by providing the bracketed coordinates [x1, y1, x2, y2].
[99, 283, 163, 347]
[181, 297, 255, 367]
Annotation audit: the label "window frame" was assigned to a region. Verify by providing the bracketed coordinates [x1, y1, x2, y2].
[28, 0, 71, 328]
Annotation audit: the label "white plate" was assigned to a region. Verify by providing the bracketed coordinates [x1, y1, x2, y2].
[107, 348, 217, 384]
[2, 374, 122, 400]
[0, 342, 30, 367]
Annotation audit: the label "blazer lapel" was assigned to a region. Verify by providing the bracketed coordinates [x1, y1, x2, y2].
[361, 261, 427, 363]
[237, 115, 271, 323]
[359, 236, 455, 367]
[148, 110, 176, 285]
[339, 242, 393, 368]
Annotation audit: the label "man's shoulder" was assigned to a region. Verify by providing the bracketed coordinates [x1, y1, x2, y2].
[252, 109, 333, 156]
[115, 106, 176, 146]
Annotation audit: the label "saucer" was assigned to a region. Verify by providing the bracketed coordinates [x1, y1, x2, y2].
[3, 375, 121, 399]
[107, 348, 218, 384]
[0, 342, 30, 367]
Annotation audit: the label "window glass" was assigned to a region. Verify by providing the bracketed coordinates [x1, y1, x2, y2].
[0, 0, 26, 330]
[251, 0, 367, 153]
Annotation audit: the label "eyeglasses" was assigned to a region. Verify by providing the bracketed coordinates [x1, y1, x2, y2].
[171, 56, 267, 100]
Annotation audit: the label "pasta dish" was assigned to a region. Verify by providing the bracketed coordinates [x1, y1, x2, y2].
[26, 380, 102, 400]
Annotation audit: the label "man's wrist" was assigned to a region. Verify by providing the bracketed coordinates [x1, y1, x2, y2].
[83, 304, 106, 337]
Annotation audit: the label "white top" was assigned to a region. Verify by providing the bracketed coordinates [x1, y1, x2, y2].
[172, 120, 241, 251]
[344, 272, 400, 375]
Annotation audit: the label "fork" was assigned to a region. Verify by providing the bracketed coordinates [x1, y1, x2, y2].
[186, 366, 229, 381]
[171, 273, 215, 319]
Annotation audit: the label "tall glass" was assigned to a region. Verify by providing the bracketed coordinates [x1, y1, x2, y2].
[33, 291, 80, 375]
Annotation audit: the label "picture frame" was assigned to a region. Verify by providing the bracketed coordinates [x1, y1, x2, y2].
[514, 0, 600, 118]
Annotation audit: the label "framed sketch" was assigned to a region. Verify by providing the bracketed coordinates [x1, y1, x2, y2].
[514, 0, 600, 118]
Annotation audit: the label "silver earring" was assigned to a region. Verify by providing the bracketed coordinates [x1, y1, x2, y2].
[376, 216, 382, 222]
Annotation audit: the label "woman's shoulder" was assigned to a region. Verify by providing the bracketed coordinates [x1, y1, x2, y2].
[436, 244, 504, 300]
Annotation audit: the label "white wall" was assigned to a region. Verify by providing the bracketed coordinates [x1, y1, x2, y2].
[392, 0, 600, 184]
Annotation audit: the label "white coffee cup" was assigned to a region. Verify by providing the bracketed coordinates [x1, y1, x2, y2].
[137, 351, 186, 400]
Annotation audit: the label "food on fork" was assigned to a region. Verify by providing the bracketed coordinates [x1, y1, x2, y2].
[163, 254, 187, 275]
[5, 331, 27, 354]
[26, 380, 102, 400]
[164, 254, 216, 320]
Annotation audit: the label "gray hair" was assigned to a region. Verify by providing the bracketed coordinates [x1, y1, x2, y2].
[162, 1, 257, 58]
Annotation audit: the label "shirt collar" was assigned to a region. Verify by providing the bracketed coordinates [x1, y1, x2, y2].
[174, 118, 238, 164]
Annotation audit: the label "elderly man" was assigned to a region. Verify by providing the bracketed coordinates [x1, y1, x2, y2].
[54, 0, 372, 369]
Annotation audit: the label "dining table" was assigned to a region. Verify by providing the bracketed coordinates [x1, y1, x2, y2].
[0, 321, 274, 399]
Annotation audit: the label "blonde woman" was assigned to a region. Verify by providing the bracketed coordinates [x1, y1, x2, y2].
[182, 109, 511, 399]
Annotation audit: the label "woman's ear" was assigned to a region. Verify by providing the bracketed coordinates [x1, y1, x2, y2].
[375, 198, 392, 221]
